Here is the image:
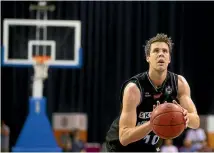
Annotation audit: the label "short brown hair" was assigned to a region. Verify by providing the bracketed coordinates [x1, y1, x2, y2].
[144, 33, 174, 57]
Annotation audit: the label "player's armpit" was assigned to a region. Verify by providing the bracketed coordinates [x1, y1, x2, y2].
[119, 82, 152, 146]
[177, 75, 200, 129]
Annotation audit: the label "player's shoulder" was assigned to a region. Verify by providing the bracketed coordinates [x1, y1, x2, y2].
[177, 74, 189, 86]
[121, 81, 141, 106]
[129, 71, 147, 80]
[168, 71, 179, 77]
[175, 74, 191, 95]
[122, 71, 146, 88]
[168, 71, 188, 83]
[119, 72, 145, 102]
[123, 82, 140, 94]
[167, 71, 190, 92]
[127, 71, 147, 88]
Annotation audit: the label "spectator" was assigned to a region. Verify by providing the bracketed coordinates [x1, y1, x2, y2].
[1, 121, 10, 152]
[197, 140, 213, 152]
[60, 132, 72, 151]
[185, 128, 206, 150]
[64, 140, 72, 152]
[70, 129, 85, 152]
[179, 139, 198, 152]
[161, 139, 178, 152]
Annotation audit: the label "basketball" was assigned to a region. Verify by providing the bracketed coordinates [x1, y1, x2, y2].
[150, 102, 186, 139]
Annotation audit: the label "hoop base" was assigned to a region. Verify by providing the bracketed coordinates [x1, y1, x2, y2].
[12, 97, 62, 152]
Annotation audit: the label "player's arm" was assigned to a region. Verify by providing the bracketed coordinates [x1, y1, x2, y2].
[177, 75, 200, 129]
[119, 82, 152, 146]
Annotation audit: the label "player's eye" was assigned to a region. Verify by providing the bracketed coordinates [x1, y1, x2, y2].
[153, 49, 159, 53]
[163, 49, 168, 53]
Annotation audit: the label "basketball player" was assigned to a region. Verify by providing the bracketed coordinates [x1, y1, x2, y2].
[103, 33, 200, 152]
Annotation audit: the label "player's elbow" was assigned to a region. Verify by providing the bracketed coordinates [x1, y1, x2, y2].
[119, 136, 129, 146]
[119, 130, 130, 146]
[194, 115, 200, 129]
[190, 114, 200, 129]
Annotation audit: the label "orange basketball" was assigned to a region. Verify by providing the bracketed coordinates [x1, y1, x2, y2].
[150, 103, 186, 139]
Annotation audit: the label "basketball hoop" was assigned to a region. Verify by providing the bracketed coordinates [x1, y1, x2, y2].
[33, 55, 50, 64]
[33, 55, 50, 80]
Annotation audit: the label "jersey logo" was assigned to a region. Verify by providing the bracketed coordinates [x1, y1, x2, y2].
[144, 92, 151, 97]
[165, 86, 172, 95]
[138, 112, 151, 119]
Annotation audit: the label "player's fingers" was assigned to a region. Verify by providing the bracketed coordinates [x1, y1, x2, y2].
[185, 118, 189, 128]
[187, 118, 189, 123]
[183, 109, 187, 115]
[153, 105, 156, 110]
[173, 100, 183, 109]
[157, 101, 160, 105]
[172, 100, 178, 105]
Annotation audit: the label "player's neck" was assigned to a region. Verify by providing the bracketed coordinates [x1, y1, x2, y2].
[148, 69, 167, 87]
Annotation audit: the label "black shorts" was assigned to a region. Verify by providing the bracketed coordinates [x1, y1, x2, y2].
[104, 140, 160, 152]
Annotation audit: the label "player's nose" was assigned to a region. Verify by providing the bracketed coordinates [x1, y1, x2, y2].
[159, 50, 165, 55]
[157, 53, 164, 58]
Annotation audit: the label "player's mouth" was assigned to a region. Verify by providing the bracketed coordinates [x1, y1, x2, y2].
[157, 59, 165, 64]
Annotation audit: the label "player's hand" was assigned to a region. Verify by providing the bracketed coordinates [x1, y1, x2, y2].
[183, 109, 189, 128]
[172, 100, 189, 128]
[153, 101, 160, 110]
[153, 101, 168, 110]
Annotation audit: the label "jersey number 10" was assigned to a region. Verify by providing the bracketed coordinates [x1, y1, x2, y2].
[143, 134, 159, 145]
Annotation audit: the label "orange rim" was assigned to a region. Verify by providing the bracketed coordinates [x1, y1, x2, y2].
[33, 56, 50, 64]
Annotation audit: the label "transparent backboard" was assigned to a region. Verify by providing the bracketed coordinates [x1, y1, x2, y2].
[2, 19, 82, 68]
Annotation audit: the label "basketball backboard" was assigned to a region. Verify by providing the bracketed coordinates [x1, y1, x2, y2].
[2, 19, 82, 68]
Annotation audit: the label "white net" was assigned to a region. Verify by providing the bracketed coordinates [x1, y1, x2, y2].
[33, 62, 49, 80]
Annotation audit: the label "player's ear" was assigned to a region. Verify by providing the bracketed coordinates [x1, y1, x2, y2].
[146, 55, 150, 63]
[168, 55, 171, 63]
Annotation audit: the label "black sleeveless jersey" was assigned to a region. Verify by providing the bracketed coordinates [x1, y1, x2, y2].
[105, 71, 179, 152]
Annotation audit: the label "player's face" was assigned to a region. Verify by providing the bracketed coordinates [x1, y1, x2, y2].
[146, 42, 170, 72]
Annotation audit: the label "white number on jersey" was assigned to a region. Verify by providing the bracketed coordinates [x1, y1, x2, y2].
[143, 134, 159, 145]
